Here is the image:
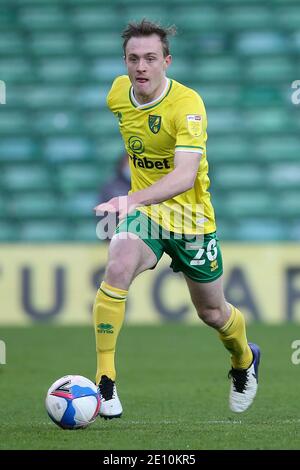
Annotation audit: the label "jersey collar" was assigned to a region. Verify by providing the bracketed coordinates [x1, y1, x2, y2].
[129, 78, 172, 110]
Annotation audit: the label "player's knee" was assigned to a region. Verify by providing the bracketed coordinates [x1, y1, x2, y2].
[105, 258, 136, 287]
[197, 306, 225, 329]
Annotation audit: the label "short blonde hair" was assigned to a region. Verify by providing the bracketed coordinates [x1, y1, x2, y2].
[122, 19, 177, 58]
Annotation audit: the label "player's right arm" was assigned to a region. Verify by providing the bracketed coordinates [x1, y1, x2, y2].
[129, 150, 201, 206]
[94, 150, 201, 219]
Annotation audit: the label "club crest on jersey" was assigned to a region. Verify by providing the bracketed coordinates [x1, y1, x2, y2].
[187, 115, 202, 137]
[148, 115, 161, 134]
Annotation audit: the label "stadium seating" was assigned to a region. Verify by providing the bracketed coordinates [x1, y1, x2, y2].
[8, 192, 59, 219]
[0, 221, 18, 242]
[0, 0, 299, 241]
[2, 164, 53, 192]
[20, 220, 70, 242]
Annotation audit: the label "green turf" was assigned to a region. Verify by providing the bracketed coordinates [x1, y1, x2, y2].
[0, 324, 299, 450]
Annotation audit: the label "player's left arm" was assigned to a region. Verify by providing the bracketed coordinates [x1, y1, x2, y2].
[94, 151, 201, 218]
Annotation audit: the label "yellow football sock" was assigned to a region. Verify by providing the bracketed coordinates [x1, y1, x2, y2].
[218, 305, 253, 369]
[93, 281, 128, 384]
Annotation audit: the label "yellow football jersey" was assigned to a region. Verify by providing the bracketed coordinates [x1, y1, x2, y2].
[107, 75, 216, 234]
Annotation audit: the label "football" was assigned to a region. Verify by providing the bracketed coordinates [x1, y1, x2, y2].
[45, 375, 101, 430]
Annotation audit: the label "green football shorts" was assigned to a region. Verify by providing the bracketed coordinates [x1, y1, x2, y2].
[115, 210, 223, 283]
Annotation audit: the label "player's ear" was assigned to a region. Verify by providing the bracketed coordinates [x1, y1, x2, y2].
[164, 55, 172, 70]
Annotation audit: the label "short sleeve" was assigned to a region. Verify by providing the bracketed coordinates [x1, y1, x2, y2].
[174, 91, 207, 155]
[106, 77, 118, 112]
[106, 75, 129, 113]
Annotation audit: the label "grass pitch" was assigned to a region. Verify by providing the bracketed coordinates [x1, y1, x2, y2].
[0, 323, 299, 450]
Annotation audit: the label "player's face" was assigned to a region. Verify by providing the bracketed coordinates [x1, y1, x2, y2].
[125, 34, 172, 103]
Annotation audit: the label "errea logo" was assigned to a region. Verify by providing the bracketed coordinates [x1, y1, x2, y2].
[97, 323, 114, 334]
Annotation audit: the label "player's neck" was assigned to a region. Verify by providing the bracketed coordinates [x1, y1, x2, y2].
[132, 77, 168, 106]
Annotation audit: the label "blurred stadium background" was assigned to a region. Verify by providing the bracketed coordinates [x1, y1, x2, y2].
[1, 0, 300, 451]
[1, 0, 300, 242]
[0, 0, 299, 326]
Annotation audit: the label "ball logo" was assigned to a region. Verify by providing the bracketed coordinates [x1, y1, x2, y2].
[128, 136, 144, 154]
[55, 380, 71, 393]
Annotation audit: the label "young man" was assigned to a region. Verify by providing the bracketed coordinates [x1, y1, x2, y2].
[93, 20, 260, 418]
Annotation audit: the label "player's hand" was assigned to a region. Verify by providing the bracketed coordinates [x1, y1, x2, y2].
[94, 195, 139, 220]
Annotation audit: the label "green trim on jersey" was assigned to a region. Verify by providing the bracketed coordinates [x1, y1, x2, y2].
[115, 210, 223, 283]
[175, 145, 204, 150]
[129, 80, 173, 110]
